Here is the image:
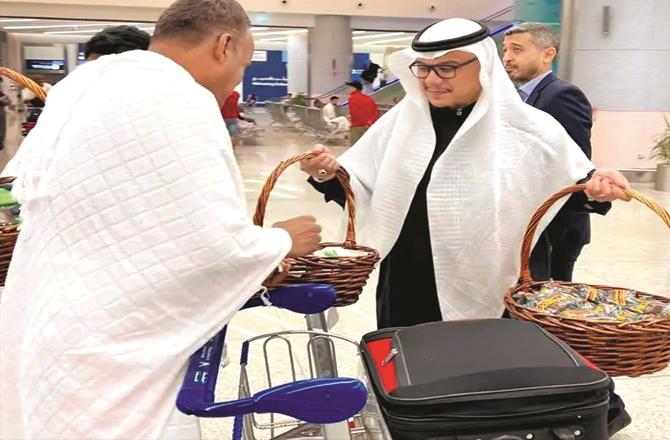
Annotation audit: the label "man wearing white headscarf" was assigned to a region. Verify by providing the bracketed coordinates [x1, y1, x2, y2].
[301, 19, 631, 329]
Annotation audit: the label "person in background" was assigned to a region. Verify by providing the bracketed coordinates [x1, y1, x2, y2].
[20, 76, 51, 138]
[245, 92, 257, 111]
[345, 80, 380, 145]
[504, 26, 631, 434]
[84, 25, 151, 61]
[322, 95, 350, 132]
[361, 61, 381, 93]
[503, 22, 594, 282]
[21, 75, 52, 108]
[313, 97, 325, 109]
[0, 88, 9, 150]
[221, 89, 241, 146]
[238, 102, 256, 126]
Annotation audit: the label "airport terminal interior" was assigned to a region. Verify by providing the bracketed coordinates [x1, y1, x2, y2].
[0, 0, 669, 439]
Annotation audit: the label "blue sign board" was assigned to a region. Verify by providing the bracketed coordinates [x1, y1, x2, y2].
[242, 50, 287, 103]
[352, 53, 371, 81]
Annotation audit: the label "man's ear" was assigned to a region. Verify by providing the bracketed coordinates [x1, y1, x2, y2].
[544, 47, 557, 64]
[214, 32, 233, 64]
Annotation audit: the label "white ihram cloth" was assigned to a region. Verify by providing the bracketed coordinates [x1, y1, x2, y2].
[322, 103, 350, 131]
[337, 19, 593, 320]
[0, 50, 291, 439]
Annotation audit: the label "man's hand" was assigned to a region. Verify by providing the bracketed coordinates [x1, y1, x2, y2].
[584, 170, 632, 202]
[300, 144, 340, 181]
[273, 216, 322, 257]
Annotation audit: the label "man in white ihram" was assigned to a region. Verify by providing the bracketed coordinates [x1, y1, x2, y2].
[0, 0, 321, 439]
[322, 95, 350, 131]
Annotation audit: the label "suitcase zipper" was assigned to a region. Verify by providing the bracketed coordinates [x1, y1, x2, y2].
[381, 348, 398, 366]
[383, 398, 609, 425]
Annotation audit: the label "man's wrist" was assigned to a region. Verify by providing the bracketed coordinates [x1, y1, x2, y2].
[578, 169, 596, 185]
[312, 174, 335, 183]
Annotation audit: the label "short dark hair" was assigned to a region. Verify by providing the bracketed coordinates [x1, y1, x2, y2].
[330, 96, 339, 101]
[346, 80, 363, 91]
[84, 26, 151, 59]
[153, 0, 250, 43]
[505, 22, 560, 53]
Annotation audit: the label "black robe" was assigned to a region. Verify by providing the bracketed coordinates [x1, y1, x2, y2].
[310, 104, 474, 329]
[309, 105, 610, 330]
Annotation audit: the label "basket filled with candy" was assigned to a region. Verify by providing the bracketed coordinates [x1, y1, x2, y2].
[505, 184, 670, 377]
[0, 68, 46, 286]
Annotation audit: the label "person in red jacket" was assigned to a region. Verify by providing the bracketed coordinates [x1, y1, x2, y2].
[345, 80, 380, 146]
[221, 89, 240, 146]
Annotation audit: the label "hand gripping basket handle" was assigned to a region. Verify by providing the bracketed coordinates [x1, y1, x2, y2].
[0, 67, 47, 103]
[253, 152, 358, 245]
[519, 184, 670, 284]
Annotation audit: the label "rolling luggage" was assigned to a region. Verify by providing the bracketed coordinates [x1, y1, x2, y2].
[361, 319, 615, 440]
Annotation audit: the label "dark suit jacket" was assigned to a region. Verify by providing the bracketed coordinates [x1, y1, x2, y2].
[527, 72, 593, 248]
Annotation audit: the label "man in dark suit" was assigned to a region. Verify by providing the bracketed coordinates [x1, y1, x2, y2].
[503, 23, 593, 282]
[502, 26, 632, 437]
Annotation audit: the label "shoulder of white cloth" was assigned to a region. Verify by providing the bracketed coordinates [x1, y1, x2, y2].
[103, 57, 221, 124]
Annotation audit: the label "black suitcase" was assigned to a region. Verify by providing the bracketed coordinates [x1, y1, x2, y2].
[361, 319, 615, 440]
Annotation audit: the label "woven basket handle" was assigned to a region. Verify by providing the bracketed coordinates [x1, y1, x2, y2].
[253, 152, 357, 246]
[0, 67, 47, 103]
[519, 184, 670, 284]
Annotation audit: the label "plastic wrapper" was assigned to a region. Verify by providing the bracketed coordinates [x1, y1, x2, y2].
[312, 246, 369, 258]
[513, 282, 670, 322]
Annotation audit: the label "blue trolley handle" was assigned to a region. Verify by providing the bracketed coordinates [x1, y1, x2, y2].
[177, 284, 367, 430]
[241, 284, 337, 315]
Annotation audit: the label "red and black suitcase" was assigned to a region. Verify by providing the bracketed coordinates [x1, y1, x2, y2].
[361, 319, 620, 440]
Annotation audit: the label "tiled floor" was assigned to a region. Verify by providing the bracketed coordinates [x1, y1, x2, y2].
[3, 109, 669, 439]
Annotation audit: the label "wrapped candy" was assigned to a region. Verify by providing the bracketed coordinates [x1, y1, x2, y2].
[513, 283, 670, 323]
[311, 246, 370, 258]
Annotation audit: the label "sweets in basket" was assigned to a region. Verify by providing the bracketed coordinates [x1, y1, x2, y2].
[0, 67, 46, 286]
[253, 153, 380, 307]
[505, 184, 670, 377]
[0, 178, 19, 286]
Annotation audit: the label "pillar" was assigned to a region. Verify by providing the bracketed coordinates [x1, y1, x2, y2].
[287, 32, 308, 95]
[308, 15, 353, 96]
[564, 0, 670, 169]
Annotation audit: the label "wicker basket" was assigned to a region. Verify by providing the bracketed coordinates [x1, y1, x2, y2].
[0, 67, 45, 286]
[0, 177, 18, 286]
[253, 152, 380, 306]
[0, 67, 47, 102]
[505, 184, 670, 377]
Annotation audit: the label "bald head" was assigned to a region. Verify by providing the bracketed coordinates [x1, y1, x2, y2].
[150, 0, 254, 106]
[153, 0, 250, 43]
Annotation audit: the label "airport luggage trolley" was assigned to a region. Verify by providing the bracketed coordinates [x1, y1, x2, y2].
[177, 284, 391, 440]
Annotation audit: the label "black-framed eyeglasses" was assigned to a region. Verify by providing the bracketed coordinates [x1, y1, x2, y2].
[409, 57, 479, 79]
